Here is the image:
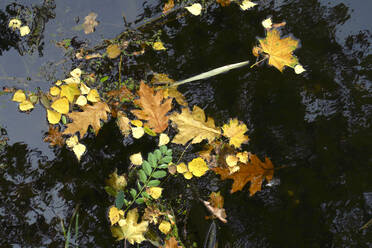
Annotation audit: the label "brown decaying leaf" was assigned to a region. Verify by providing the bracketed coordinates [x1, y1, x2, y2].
[212, 154, 274, 195]
[152, 73, 187, 106]
[216, 0, 231, 7]
[63, 102, 110, 138]
[44, 125, 64, 147]
[131, 82, 172, 133]
[160, 237, 182, 248]
[256, 28, 299, 72]
[116, 111, 130, 136]
[106, 44, 121, 59]
[170, 105, 220, 145]
[163, 0, 174, 14]
[83, 12, 99, 34]
[202, 199, 227, 223]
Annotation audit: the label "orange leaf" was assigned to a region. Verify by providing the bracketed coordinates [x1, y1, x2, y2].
[212, 154, 274, 195]
[163, 0, 174, 14]
[131, 82, 172, 133]
[43, 125, 64, 147]
[160, 237, 182, 248]
[216, 0, 231, 7]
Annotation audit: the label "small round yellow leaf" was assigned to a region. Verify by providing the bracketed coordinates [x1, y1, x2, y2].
[75, 95, 87, 106]
[236, 151, 249, 164]
[87, 89, 100, 102]
[158, 220, 171, 234]
[72, 143, 86, 161]
[153, 41, 166, 51]
[49, 86, 61, 96]
[176, 163, 188, 174]
[70, 68, 82, 78]
[55, 80, 63, 86]
[188, 157, 209, 177]
[51, 97, 69, 114]
[66, 135, 79, 148]
[9, 19, 21, 29]
[131, 127, 144, 139]
[19, 100, 34, 111]
[106, 44, 121, 59]
[131, 120, 143, 127]
[226, 155, 238, 167]
[47, 109, 61, 124]
[158, 133, 170, 146]
[80, 82, 91, 95]
[130, 152, 143, 166]
[183, 171, 193, 180]
[147, 187, 163, 200]
[19, 26, 30, 36]
[12, 89, 26, 103]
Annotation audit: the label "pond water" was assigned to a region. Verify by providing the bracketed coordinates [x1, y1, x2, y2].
[0, 0, 371, 247]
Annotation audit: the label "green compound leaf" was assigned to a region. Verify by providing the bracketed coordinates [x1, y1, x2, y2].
[138, 169, 147, 183]
[137, 181, 143, 191]
[166, 149, 172, 156]
[154, 149, 162, 160]
[141, 191, 150, 198]
[148, 180, 161, 187]
[158, 164, 168, 169]
[142, 161, 152, 176]
[160, 156, 172, 164]
[135, 198, 145, 204]
[104, 186, 117, 197]
[160, 145, 167, 154]
[115, 190, 125, 209]
[148, 153, 157, 167]
[152, 170, 167, 179]
[130, 188, 137, 199]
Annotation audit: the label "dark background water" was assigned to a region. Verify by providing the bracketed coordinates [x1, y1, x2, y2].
[0, 0, 371, 247]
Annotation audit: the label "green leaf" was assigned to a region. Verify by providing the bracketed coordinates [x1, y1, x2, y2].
[152, 170, 167, 178]
[148, 153, 157, 167]
[130, 189, 137, 199]
[141, 191, 150, 198]
[144, 126, 157, 136]
[124, 198, 129, 206]
[148, 180, 161, 187]
[138, 169, 147, 183]
[62, 115, 67, 125]
[135, 198, 144, 204]
[100, 76, 109, 83]
[166, 149, 172, 156]
[115, 190, 125, 209]
[154, 149, 162, 161]
[158, 164, 168, 169]
[160, 145, 167, 154]
[104, 186, 117, 197]
[137, 181, 143, 191]
[142, 161, 152, 176]
[160, 156, 172, 164]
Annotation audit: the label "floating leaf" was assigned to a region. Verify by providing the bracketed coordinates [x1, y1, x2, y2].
[158, 133, 170, 146]
[130, 152, 143, 166]
[12, 90, 26, 102]
[240, 0, 257, 10]
[107, 44, 121, 59]
[131, 120, 143, 127]
[75, 95, 87, 106]
[216, 0, 231, 7]
[47, 109, 62, 124]
[176, 163, 188, 174]
[158, 220, 171, 234]
[185, 3, 202, 16]
[50, 86, 61, 96]
[188, 157, 209, 177]
[294, 64, 306, 74]
[106, 171, 127, 192]
[109, 206, 124, 225]
[19, 100, 34, 111]
[117, 111, 130, 136]
[153, 41, 166, 51]
[70, 68, 82, 78]
[8, 19, 21, 29]
[170, 105, 220, 145]
[131, 126, 145, 139]
[19, 26, 30, 36]
[60, 84, 80, 102]
[83, 12, 99, 34]
[261, 17, 273, 29]
[63, 77, 80, 84]
[51, 97, 69, 114]
[66, 135, 79, 148]
[222, 119, 249, 148]
[72, 143, 86, 161]
[160, 237, 182, 248]
[87, 89, 100, 102]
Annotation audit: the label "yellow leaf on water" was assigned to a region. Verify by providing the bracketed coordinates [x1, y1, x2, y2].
[236, 151, 250, 163]
[50, 86, 61, 96]
[8, 18, 21, 29]
[146, 187, 163, 200]
[130, 152, 143, 166]
[63, 77, 80, 84]
[60, 84, 80, 102]
[153, 41, 166, 51]
[80, 82, 91, 95]
[183, 171, 193, 179]
[185, 3, 202, 16]
[19, 100, 34, 111]
[226, 155, 238, 167]
[12, 89, 26, 102]
[110, 208, 148, 244]
[131, 126, 145, 139]
[158, 220, 171, 234]
[51, 97, 69, 114]
[83, 12, 99, 34]
[75, 95, 87, 106]
[70, 68, 82, 78]
[72, 143, 86, 161]
[66, 135, 79, 148]
[55, 80, 63, 86]
[107, 44, 121, 59]
[131, 120, 143, 127]
[87, 89, 100, 102]
[222, 119, 249, 148]
[240, 0, 257, 10]
[188, 157, 208, 177]
[158, 133, 170, 146]
[47, 109, 61, 124]
[19, 26, 30, 36]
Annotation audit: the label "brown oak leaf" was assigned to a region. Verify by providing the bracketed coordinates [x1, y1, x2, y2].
[44, 125, 64, 147]
[160, 237, 182, 248]
[131, 81, 172, 133]
[212, 154, 274, 195]
[63, 102, 110, 138]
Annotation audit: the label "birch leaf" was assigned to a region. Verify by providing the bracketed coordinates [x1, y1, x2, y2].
[107, 44, 121, 59]
[240, 0, 257, 10]
[60, 84, 81, 102]
[12, 90, 26, 102]
[47, 109, 62, 124]
[72, 143, 86, 161]
[170, 105, 220, 145]
[19, 26, 30, 36]
[185, 3, 202, 16]
[51, 97, 69, 114]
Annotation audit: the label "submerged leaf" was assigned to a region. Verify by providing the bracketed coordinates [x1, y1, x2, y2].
[107, 44, 121, 59]
[83, 12, 99, 34]
[44, 125, 64, 147]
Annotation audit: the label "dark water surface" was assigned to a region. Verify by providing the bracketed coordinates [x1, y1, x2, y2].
[0, 0, 371, 247]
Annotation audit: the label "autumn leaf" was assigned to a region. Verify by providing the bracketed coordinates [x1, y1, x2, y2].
[216, 0, 231, 7]
[160, 237, 182, 248]
[108, 206, 124, 226]
[43, 125, 64, 147]
[83, 12, 99, 34]
[116, 111, 130, 136]
[170, 105, 220, 145]
[153, 41, 166, 51]
[60, 83, 81, 102]
[163, 0, 174, 14]
[188, 157, 209, 177]
[111, 208, 148, 244]
[255, 28, 299, 72]
[12, 89, 26, 102]
[131, 82, 172, 133]
[152, 73, 187, 106]
[202, 191, 227, 223]
[212, 154, 274, 195]
[185, 3, 202, 16]
[107, 44, 121, 59]
[106, 169, 127, 192]
[222, 118, 249, 148]
[158, 220, 171, 234]
[63, 102, 110, 138]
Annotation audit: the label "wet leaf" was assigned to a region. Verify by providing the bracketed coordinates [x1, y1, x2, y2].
[51, 97, 69, 114]
[202, 191, 227, 223]
[163, 0, 174, 14]
[256, 28, 300, 72]
[153, 41, 166, 51]
[19, 100, 34, 111]
[70, 68, 82, 78]
[60, 84, 81, 102]
[12, 90, 26, 102]
[131, 126, 145, 139]
[109, 206, 124, 225]
[130, 152, 143, 166]
[80, 83, 91, 95]
[106, 170, 127, 192]
[170, 105, 220, 145]
[158, 133, 170, 146]
[116, 111, 130, 136]
[83, 12, 99, 34]
[63, 102, 110, 138]
[240, 0, 257, 10]
[75, 95, 87, 106]
[131, 82, 172, 133]
[188, 157, 209, 177]
[43, 125, 64, 147]
[216, 0, 231, 7]
[87, 89, 100, 102]
[50, 86, 61, 96]
[107, 44, 121, 59]
[146, 187, 163, 199]
[212, 154, 274, 195]
[222, 118, 249, 148]
[72, 143, 86, 161]
[158, 220, 171, 234]
[19, 26, 30, 36]
[8, 19, 21, 29]
[160, 237, 182, 248]
[185, 3, 202, 16]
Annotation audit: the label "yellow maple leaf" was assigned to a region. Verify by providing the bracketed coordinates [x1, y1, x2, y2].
[222, 119, 249, 148]
[106, 169, 127, 191]
[256, 28, 299, 72]
[108, 206, 124, 225]
[111, 208, 149, 244]
[170, 106, 220, 145]
[188, 157, 209, 177]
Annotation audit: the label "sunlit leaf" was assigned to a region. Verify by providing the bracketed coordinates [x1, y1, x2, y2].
[8, 18, 21, 29]
[47, 109, 62, 124]
[50, 86, 61, 96]
[87, 89, 100, 102]
[75, 95, 87, 106]
[158, 220, 171, 234]
[60, 84, 81, 102]
[146, 187, 163, 199]
[188, 157, 208, 177]
[158, 133, 170, 146]
[153, 41, 166, 51]
[240, 0, 257, 10]
[19, 26, 30, 36]
[51, 97, 69, 114]
[19, 100, 34, 111]
[12, 90, 26, 102]
[72, 143, 86, 161]
[131, 126, 145, 139]
[222, 118, 249, 148]
[185, 3, 202, 16]
[130, 152, 143, 166]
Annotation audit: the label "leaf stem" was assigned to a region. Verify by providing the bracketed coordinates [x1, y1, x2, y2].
[250, 56, 268, 68]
